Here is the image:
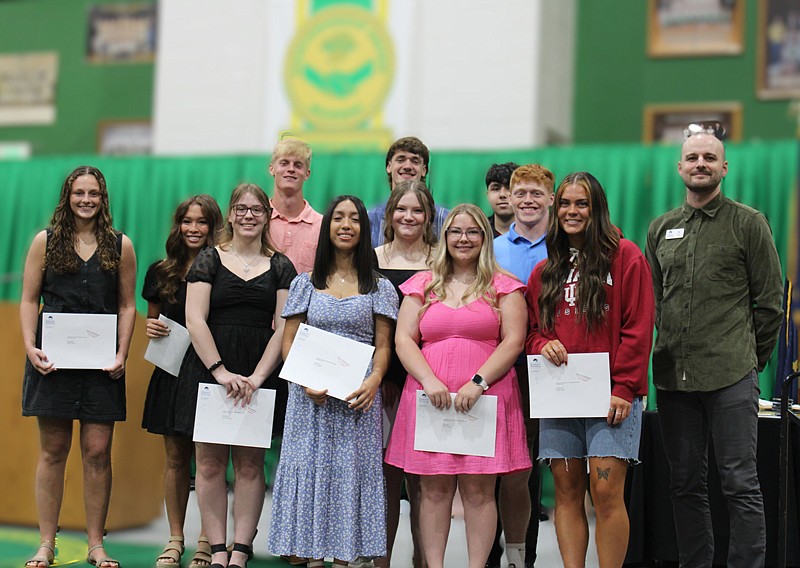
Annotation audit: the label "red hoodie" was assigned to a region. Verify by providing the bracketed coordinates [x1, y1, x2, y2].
[525, 238, 655, 402]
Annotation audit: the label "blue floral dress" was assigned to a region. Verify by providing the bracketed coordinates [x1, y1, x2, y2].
[268, 272, 398, 561]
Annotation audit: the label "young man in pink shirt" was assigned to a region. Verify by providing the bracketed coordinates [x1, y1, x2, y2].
[268, 138, 322, 274]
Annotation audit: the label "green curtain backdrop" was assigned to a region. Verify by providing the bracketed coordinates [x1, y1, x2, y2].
[0, 140, 795, 401]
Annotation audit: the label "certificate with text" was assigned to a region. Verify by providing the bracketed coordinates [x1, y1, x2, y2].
[193, 384, 276, 448]
[40, 312, 117, 369]
[279, 324, 374, 401]
[414, 391, 498, 457]
[144, 315, 191, 377]
[527, 353, 611, 418]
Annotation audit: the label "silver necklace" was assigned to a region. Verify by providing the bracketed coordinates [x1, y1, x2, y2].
[78, 235, 96, 246]
[233, 249, 260, 273]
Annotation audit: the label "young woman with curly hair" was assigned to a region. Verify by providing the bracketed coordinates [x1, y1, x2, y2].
[20, 165, 136, 568]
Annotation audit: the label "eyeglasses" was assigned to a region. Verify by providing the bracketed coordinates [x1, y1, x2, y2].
[446, 227, 484, 240]
[683, 121, 726, 141]
[233, 204, 267, 217]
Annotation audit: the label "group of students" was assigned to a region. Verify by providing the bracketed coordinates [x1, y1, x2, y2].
[20, 131, 778, 568]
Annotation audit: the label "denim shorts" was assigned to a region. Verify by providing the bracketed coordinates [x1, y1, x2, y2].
[539, 397, 643, 462]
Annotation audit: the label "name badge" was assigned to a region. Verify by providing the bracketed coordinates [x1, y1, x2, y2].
[665, 228, 684, 240]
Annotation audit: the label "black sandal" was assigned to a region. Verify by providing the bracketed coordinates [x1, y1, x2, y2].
[227, 528, 257, 560]
[209, 543, 228, 568]
[228, 543, 252, 568]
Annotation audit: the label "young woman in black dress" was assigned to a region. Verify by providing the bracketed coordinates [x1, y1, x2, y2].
[20, 166, 136, 568]
[141, 195, 223, 568]
[179, 183, 296, 568]
[373, 180, 437, 568]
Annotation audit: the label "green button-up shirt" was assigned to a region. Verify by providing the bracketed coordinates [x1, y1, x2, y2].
[646, 192, 783, 392]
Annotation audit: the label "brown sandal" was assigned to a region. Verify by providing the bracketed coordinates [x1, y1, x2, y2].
[188, 537, 212, 568]
[87, 544, 121, 568]
[156, 536, 184, 568]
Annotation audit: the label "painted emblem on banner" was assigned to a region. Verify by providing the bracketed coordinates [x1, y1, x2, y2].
[284, 5, 394, 130]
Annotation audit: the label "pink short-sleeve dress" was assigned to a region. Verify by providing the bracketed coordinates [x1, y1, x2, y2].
[384, 271, 532, 475]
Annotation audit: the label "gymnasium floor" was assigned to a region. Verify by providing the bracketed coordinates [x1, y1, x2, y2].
[1, 491, 599, 567]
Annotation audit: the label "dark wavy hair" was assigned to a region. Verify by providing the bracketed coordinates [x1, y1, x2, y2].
[312, 195, 379, 294]
[46, 166, 118, 273]
[382, 179, 437, 248]
[385, 136, 429, 185]
[155, 195, 223, 304]
[538, 172, 619, 332]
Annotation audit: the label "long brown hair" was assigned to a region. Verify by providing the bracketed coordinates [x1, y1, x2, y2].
[218, 183, 277, 256]
[155, 195, 223, 304]
[538, 172, 619, 331]
[46, 166, 118, 273]
[382, 179, 438, 248]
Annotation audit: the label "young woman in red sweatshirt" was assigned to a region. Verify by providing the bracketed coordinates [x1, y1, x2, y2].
[526, 172, 654, 568]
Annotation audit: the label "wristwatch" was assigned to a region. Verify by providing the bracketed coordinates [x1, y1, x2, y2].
[471, 374, 489, 391]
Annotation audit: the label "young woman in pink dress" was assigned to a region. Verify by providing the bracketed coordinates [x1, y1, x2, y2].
[384, 203, 531, 568]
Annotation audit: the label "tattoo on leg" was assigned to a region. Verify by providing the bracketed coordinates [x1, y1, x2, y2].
[596, 467, 610, 481]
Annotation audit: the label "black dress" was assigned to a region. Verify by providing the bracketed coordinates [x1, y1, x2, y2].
[22, 231, 126, 421]
[172, 247, 297, 438]
[140, 260, 190, 435]
[376, 267, 423, 390]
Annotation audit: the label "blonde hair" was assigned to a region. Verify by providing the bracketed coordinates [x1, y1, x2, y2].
[270, 138, 312, 167]
[422, 203, 502, 315]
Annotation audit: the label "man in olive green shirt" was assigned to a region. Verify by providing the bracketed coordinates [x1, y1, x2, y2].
[646, 130, 783, 568]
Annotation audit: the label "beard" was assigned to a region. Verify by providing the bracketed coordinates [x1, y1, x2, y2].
[683, 171, 722, 194]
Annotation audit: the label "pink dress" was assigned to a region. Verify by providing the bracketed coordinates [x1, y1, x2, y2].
[384, 271, 532, 475]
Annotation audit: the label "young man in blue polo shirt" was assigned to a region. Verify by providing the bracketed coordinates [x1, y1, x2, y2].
[367, 136, 449, 246]
[491, 163, 555, 568]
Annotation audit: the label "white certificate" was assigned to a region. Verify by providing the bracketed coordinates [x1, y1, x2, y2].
[527, 353, 611, 418]
[279, 323, 375, 401]
[413, 391, 498, 457]
[40, 312, 117, 369]
[193, 384, 276, 448]
[144, 315, 192, 377]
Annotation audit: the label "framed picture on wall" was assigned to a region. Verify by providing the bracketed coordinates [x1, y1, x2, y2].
[757, 0, 800, 98]
[0, 52, 58, 126]
[87, 3, 157, 63]
[643, 102, 742, 143]
[97, 120, 152, 155]
[647, 0, 744, 57]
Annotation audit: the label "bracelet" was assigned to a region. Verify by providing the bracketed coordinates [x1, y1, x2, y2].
[207, 360, 223, 372]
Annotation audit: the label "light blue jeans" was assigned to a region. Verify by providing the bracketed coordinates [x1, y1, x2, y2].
[538, 397, 643, 461]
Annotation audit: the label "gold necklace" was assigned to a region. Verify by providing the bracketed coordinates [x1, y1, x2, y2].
[449, 273, 476, 285]
[78, 234, 96, 246]
[333, 270, 357, 284]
